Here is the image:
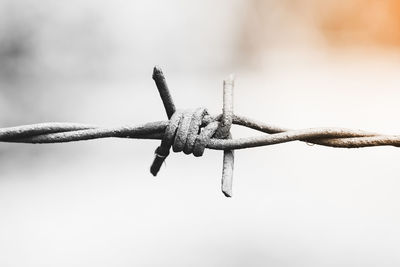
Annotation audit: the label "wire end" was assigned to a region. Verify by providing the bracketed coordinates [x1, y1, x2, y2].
[153, 66, 164, 80]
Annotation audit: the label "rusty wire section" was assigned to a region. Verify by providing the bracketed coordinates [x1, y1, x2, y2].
[1, 66, 399, 197]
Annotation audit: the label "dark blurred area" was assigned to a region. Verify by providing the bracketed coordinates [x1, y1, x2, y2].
[0, 1, 112, 126]
[0, 1, 39, 123]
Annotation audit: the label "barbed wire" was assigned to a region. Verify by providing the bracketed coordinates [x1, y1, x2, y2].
[1, 66, 399, 197]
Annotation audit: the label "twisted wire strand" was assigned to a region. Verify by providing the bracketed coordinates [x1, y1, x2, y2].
[0, 115, 397, 149]
[2, 66, 398, 198]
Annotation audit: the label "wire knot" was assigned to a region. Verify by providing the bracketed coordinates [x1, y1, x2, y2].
[150, 66, 235, 197]
[150, 108, 221, 176]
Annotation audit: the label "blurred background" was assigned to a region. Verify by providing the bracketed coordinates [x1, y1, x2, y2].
[1, 0, 400, 266]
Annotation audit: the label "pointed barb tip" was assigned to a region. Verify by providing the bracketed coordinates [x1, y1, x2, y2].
[222, 190, 232, 198]
[153, 66, 163, 79]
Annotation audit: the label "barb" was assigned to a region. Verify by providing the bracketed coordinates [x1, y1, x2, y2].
[152, 66, 176, 119]
[215, 74, 234, 197]
[1, 67, 399, 197]
[150, 66, 178, 176]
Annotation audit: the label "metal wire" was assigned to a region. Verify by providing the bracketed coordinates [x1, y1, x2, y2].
[1, 66, 398, 197]
[0, 117, 394, 149]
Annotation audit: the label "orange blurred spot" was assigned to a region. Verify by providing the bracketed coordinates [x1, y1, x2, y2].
[316, 0, 400, 47]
